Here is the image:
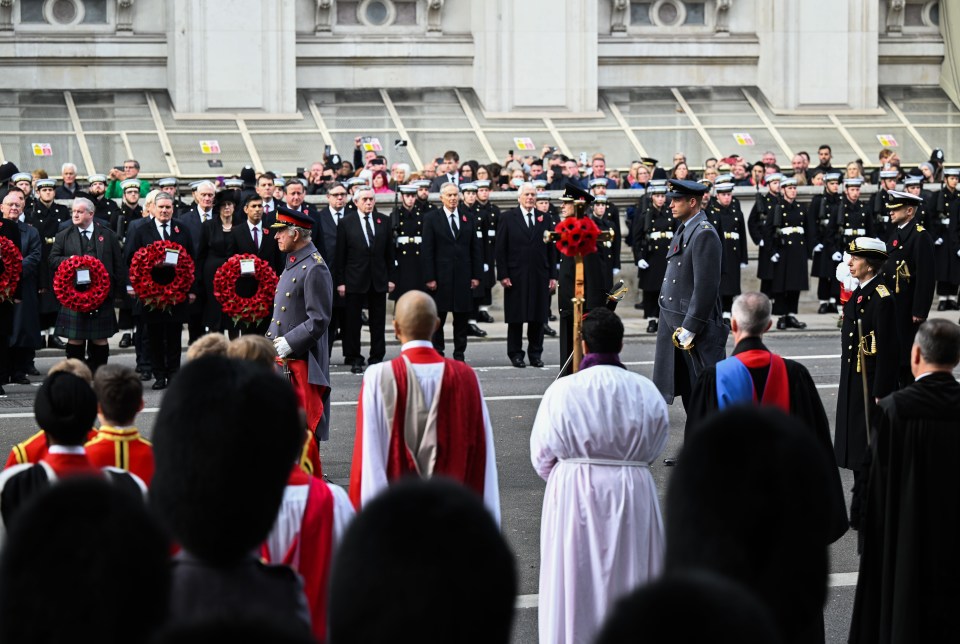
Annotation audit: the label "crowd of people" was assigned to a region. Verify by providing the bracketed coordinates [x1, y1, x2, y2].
[0, 140, 958, 643]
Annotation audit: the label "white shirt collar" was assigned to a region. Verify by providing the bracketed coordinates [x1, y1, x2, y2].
[248, 220, 261, 231]
[860, 274, 876, 288]
[915, 371, 934, 381]
[401, 339, 435, 351]
[156, 219, 170, 233]
[78, 223, 94, 234]
[48, 445, 86, 455]
[444, 208, 457, 217]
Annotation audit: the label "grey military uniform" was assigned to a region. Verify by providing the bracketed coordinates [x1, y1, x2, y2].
[266, 241, 334, 436]
[653, 211, 728, 404]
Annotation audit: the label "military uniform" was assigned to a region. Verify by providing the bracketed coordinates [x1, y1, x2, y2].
[712, 189, 748, 313]
[832, 193, 873, 254]
[809, 178, 843, 311]
[933, 173, 960, 307]
[653, 182, 728, 406]
[631, 196, 673, 325]
[765, 188, 812, 323]
[475, 195, 500, 302]
[389, 203, 424, 300]
[85, 192, 122, 230]
[870, 179, 897, 241]
[747, 176, 782, 296]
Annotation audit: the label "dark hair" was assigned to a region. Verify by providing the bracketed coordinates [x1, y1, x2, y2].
[443, 150, 460, 163]
[150, 357, 303, 565]
[241, 192, 263, 209]
[0, 479, 170, 644]
[330, 480, 516, 644]
[582, 308, 624, 353]
[915, 319, 960, 366]
[862, 256, 886, 275]
[93, 364, 142, 426]
[818, 144, 832, 153]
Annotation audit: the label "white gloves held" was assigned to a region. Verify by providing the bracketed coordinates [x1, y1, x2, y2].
[613, 268, 621, 277]
[832, 251, 843, 262]
[638, 259, 650, 270]
[759, 239, 764, 247]
[273, 337, 292, 359]
[813, 243, 823, 253]
[936, 237, 944, 246]
[676, 327, 695, 348]
[771, 253, 780, 263]
[740, 263, 748, 268]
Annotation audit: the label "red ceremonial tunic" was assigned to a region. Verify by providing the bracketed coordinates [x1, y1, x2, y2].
[84, 425, 156, 485]
[5, 429, 99, 469]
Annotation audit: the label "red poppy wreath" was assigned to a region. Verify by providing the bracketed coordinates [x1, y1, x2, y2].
[0, 236, 22, 303]
[129, 240, 195, 311]
[553, 216, 601, 257]
[213, 254, 279, 326]
[53, 255, 111, 313]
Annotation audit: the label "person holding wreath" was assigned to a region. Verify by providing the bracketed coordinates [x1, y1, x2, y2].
[48, 197, 124, 375]
[197, 189, 238, 334]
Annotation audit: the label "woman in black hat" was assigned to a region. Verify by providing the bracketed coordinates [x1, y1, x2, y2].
[197, 189, 239, 334]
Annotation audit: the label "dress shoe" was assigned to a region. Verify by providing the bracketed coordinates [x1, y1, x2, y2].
[776, 316, 788, 330]
[548, 313, 557, 322]
[140, 371, 153, 381]
[26, 365, 40, 376]
[351, 363, 365, 375]
[360, 311, 369, 325]
[663, 457, 678, 466]
[152, 378, 168, 391]
[467, 323, 487, 337]
[453, 353, 465, 362]
[953, 300, 960, 311]
[634, 302, 644, 310]
[530, 358, 544, 368]
[827, 302, 838, 314]
[510, 357, 526, 368]
[118, 333, 133, 348]
[477, 310, 495, 324]
[48, 335, 65, 350]
[938, 300, 949, 311]
[646, 319, 658, 334]
[786, 314, 807, 329]
[543, 323, 557, 337]
[818, 302, 830, 314]
[10, 373, 29, 385]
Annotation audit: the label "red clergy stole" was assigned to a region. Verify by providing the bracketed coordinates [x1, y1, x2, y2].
[385, 348, 486, 495]
[734, 350, 790, 412]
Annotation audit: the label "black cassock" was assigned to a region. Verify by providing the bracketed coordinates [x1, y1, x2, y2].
[849, 372, 960, 644]
[685, 336, 849, 543]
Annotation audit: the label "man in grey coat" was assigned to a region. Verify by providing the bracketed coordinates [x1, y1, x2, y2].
[653, 179, 728, 422]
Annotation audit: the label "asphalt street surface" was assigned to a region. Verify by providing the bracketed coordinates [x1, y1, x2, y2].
[2, 328, 953, 644]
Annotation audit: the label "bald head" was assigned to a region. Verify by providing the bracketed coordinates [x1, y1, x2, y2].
[393, 291, 440, 342]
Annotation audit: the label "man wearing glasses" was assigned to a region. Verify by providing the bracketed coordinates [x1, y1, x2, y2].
[105, 159, 149, 199]
[314, 184, 348, 358]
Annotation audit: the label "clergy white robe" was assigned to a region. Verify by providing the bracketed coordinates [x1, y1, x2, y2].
[531, 364, 669, 644]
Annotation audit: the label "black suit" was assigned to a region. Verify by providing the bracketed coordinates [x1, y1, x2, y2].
[333, 209, 393, 365]
[0, 219, 22, 383]
[429, 173, 460, 193]
[175, 206, 209, 342]
[127, 219, 197, 379]
[421, 208, 482, 358]
[312, 206, 346, 358]
[230, 220, 283, 335]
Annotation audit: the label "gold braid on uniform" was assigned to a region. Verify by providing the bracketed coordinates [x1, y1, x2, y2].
[857, 330, 877, 373]
[894, 260, 910, 294]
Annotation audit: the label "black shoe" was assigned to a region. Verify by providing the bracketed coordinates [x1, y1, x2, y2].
[477, 311, 495, 323]
[818, 302, 830, 314]
[723, 317, 731, 327]
[543, 323, 557, 337]
[118, 333, 133, 348]
[367, 358, 381, 365]
[453, 353, 465, 362]
[467, 323, 487, 338]
[953, 301, 960, 311]
[351, 363, 365, 375]
[530, 358, 544, 368]
[140, 371, 153, 381]
[938, 300, 949, 311]
[827, 302, 838, 313]
[786, 314, 807, 329]
[360, 311, 369, 325]
[776, 316, 788, 330]
[663, 457, 678, 466]
[646, 319, 658, 334]
[548, 313, 557, 322]
[634, 302, 644, 310]
[10, 373, 29, 385]
[26, 365, 40, 376]
[152, 378, 168, 390]
[511, 357, 526, 368]
[48, 335, 66, 349]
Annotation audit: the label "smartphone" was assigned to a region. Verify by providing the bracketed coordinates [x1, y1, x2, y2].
[579, 152, 587, 165]
[296, 167, 305, 177]
[324, 144, 331, 157]
[114, 165, 124, 171]
[508, 150, 514, 157]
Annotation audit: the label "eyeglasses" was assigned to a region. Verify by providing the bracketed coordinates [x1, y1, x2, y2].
[328, 192, 346, 197]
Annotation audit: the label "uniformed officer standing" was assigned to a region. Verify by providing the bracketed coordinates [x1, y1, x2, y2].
[588, 177, 622, 277]
[765, 177, 811, 330]
[26, 178, 70, 351]
[389, 184, 425, 301]
[933, 168, 960, 310]
[82, 174, 122, 228]
[748, 173, 782, 297]
[535, 191, 560, 337]
[871, 170, 900, 240]
[631, 183, 673, 333]
[713, 182, 748, 321]
[653, 179, 727, 418]
[881, 191, 935, 385]
[114, 178, 143, 349]
[810, 173, 843, 314]
[11, 173, 36, 220]
[268, 207, 334, 445]
[474, 179, 499, 325]
[460, 182, 487, 338]
[902, 175, 932, 227]
[835, 237, 899, 529]
[831, 178, 873, 267]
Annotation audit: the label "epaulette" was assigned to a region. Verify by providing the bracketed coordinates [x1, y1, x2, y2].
[312, 252, 325, 264]
[876, 284, 890, 298]
[916, 224, 925, 233]
[701, 222, 713, 230]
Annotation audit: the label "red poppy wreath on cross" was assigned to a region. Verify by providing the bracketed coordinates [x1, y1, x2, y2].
[553, 216, 601, 257]
[53, 255, 111, 313]
[0, 236, 22, 303]
[213, 254, 279, 326]
[129, 240, 195, 311]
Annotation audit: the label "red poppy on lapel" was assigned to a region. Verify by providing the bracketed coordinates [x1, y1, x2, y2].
[537, 216, 543, 223]
[673, 245, 678, 252]
[263, 228, 270, 235]
[892, 239, 898, 247]
[462, 216, 467, 223]
[98, 236, 104, 242]
[376, 219, 382, 225]
[290, 255, 296, 262]
[174, 226, 180, 234]
[857, 295, 863, 303]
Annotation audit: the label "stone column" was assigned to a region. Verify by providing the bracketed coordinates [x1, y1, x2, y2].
[472, 0, 598, 114]
[757, 0, 879, 111]
[168, 0, 297, 114]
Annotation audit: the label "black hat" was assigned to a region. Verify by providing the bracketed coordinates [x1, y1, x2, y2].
[666, 179, 709, 199]
[34, 372, 97, 445]
[270, 204, 314, 230]
[560, 182, 594, 204]
[214, 189, 240, 210]
[239, 166, 257, 188]
[0, 161, 20, 184]
[931, 148, 945, 164]
[641, 157, 659, 167]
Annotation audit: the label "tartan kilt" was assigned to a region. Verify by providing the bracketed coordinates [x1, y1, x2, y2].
[55, 303, 118, 340]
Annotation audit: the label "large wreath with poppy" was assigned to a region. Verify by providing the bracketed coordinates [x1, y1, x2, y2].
[553, 216, 601, 257]
[53, 255, 111, 313]
[0, 236, 23, 303]
[129, 240, 195, 311]
[213, 254, 279, 326]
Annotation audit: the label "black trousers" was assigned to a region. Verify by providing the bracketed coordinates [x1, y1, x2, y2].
[147, 320, 183, 378]
[117, 307, 134, 330]
[9, 347, 34, 377]
[773, 291, 800, 315]
[642, 289, 661, 319]
[343, 290, 386, 365]
[509, 321, 545, 362]
[721, 295, 734, 314]
[432, 311, 469, 358]
[327, 303, 343, 359]
[0, 337, 9, 383]
[816, 276, 838, 301]
[759, 278, 773, 297]
[134, 318, 152, 372]
[187, 307, 206, 344]
[936, 281, 958, 296]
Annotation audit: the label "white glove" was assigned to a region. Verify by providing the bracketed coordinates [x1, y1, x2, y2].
[740, 263, 748, 268]
[126, 285, 135, 295]
[273, 337, 292, 359]
[759, 239, 764, 247]
[771, 253, 780, 263]
[813, 243, 823, 253]
[936, 237, 944, 246]
[836, 253, 859, 291]
[956, 249, 960, 258]
[638, 259, 650, 270]
[483, 263, 489, 272]
[832, 251, 843, 262]
[677, 327, 695, 348]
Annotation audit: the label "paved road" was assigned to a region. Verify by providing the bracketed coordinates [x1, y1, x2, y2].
[2, 331, 952, 644]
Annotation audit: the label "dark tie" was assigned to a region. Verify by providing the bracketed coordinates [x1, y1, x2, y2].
[527, 212, 534, 228]
[253, 226, 260, 249]
[79, 229, 91, 251]
[335, 210, 342, 223]
[364, 215, 375, 246]
[449, 213, 459, 238]
[162, 223, 169, 240]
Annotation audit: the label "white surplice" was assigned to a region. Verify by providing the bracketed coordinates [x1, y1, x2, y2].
[531, 364, 670, 644]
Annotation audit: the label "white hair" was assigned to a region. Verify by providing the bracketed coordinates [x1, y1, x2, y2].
[72, 197, 95, 213]
[61, 162, 77, 173]
[394, 163, 410, 175]
[517, 182, 536, 198]
[195, 180, 216, 193]
[353, 187, 375, 204]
